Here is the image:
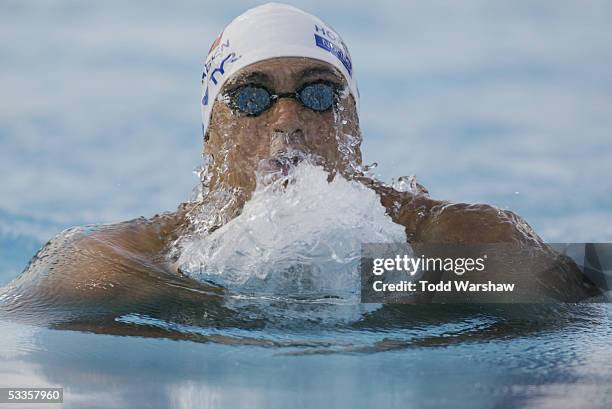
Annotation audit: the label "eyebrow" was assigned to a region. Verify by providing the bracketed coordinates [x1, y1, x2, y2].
[299, 66, 343, 82]
[226, 71, 272, 88]
[225, 65, 344, 91]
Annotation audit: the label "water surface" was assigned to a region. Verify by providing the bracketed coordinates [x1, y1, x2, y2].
[2, 1, 612, 408]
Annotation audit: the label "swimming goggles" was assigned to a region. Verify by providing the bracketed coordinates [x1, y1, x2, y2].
[226, 82, 337, 116]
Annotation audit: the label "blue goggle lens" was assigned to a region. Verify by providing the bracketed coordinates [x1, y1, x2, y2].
[299, 83, 334, 112]
[232, 82, 335, 116]
[235, 86, 272, 115]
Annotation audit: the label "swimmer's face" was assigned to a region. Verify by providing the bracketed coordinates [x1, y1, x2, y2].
[204, 57, 362, 195]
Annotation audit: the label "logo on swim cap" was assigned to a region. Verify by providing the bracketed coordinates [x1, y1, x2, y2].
[208, 30, 224, 54]
[201, 38, 242, 107]
[313, 24, 352, 77]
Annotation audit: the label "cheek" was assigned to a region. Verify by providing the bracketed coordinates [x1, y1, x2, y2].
[228, 119, 271, 164]
[302, 110, 332, 139]
[304, 113, 339, 153]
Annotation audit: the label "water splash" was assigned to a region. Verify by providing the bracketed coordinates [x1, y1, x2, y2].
[168, 86, 426, 324]
[176, 163, 406, 302]
[392, 175, 419, 194]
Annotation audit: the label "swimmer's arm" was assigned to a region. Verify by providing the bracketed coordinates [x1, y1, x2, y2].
[399, 199, 540, 245]
[361, 180, 599, 301]
[6, 205, 223, 319]
[396, 195, 600, 301]
[364, 176, 550, 244]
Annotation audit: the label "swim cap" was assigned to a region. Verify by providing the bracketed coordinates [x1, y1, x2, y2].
[200, 2, 359, 137]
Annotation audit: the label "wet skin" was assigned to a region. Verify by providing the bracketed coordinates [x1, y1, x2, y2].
[0, 57, 600, 326]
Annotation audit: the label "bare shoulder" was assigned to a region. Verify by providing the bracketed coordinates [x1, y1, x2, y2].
[75, 202, 194, 259]
[410, 201, 541, 245]
[365, 181, 600, 300]
[362, 177, 539, 244]
[3, 203, 198, 308]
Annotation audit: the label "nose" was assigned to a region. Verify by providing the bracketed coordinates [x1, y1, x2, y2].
[269, 98, 306, 155]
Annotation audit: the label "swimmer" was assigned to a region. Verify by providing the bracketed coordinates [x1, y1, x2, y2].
[2, 3, 600, 319]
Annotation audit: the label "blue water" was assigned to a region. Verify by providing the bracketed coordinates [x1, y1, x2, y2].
[2, 305, 612, 408]
[2, 1, 612, 408]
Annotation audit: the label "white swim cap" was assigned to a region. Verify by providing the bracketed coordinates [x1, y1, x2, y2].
[200, 2, 359, 137]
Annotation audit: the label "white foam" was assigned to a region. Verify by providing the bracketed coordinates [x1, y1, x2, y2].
[177, 163, 407, 301]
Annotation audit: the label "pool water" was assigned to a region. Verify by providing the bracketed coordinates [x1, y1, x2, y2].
[2, 1, 612, 407]
[1, 298, 611, 408]
[1, 219, 612, 409]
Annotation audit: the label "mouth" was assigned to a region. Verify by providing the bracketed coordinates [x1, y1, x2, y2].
[255, 150, 328, 189]
[260, 151, 308, 176]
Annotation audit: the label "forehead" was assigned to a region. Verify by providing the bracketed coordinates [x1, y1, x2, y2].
[223, 57, 345, 90]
